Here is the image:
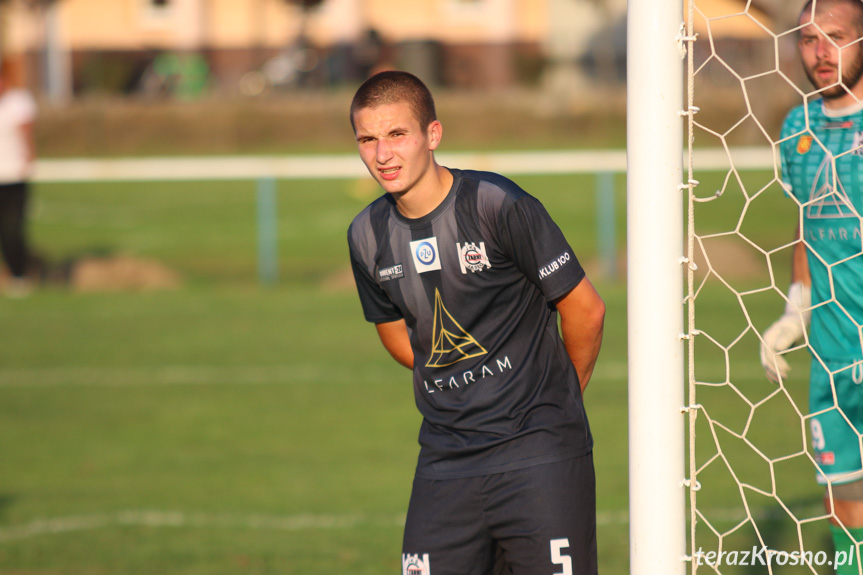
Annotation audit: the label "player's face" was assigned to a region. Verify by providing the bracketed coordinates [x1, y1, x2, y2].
[799, 3, 863, 104]
[353, 101, 441, 196]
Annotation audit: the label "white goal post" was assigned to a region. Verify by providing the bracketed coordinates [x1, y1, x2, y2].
[627, 0, 687, 574]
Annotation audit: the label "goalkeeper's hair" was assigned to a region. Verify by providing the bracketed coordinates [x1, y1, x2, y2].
[350, 70, 437, 134]
[799, 0, 863, 35]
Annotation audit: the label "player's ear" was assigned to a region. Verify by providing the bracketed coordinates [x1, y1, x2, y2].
[427, 120, 443, 151]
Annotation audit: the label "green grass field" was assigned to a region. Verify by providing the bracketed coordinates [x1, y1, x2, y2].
[0, 168, 832, 574]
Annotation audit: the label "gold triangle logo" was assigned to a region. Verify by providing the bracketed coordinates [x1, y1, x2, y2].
[426, 288, 488, 368]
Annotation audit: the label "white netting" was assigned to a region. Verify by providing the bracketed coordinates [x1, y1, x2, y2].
[686, 1, 863, 573]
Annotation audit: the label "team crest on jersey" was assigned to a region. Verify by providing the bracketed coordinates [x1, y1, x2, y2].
[402, 553, 431, 575]
[797, 135, 813, 155]
[456, 242, 491, 274]
[410, 238, 442, 274]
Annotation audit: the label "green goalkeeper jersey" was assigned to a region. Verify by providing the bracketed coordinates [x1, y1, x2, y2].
[780, 100, 863, 362]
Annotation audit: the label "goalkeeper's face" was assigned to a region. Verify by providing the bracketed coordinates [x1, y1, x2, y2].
[798, 3, 863, 102]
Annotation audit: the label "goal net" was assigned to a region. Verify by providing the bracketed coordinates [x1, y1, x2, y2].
[684, 0, 862, 573]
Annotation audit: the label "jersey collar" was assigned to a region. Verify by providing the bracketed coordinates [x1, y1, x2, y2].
[821, 99, 863, 118]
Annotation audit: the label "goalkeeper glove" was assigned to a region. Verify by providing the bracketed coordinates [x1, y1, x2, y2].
[759, 282, 811, 383]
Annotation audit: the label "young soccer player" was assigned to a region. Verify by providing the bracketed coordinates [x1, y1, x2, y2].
[347, 70, 605, 575]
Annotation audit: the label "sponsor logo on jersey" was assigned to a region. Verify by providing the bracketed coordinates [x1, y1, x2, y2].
[824, 120, 854, 129]
[402, 553, 431, 575]
[424, 355, 513, 393]
[816, 451, 835, 466]
[853, 131, 863, 157]
[806, 157, 858, 220]
[538, 251, 572, 280]
[456, 241, 491, 274]
[378, 264, 404, 282]
[797, 135, 813, 155]
[410, 238, 442, 273]
[426, 288, 487, 368]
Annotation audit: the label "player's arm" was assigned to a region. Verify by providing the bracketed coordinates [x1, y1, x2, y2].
[791, 232, 811, 286]
[759, 229, 811, 382]
[375, 319, 414, 369]
[554, 277, 605, 394]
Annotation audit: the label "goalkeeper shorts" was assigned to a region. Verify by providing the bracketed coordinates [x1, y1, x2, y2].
[810, 359, 863, 485]
[401, 453, 596, 575]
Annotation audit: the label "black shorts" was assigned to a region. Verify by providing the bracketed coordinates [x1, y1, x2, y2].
[402, 453, 597, 575]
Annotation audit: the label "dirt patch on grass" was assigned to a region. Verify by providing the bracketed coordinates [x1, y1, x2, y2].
[320, 267, 357, 292]
[1, 254, 182, 293]
[69, 255, 182, 292]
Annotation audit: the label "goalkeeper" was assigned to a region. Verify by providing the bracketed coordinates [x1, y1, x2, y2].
[761, 1, 863, 572]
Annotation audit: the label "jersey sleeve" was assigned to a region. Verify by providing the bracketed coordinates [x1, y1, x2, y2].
[498, 195, 585, 302]
[347, 224, 403, 324]
[779, 106, 807, 198]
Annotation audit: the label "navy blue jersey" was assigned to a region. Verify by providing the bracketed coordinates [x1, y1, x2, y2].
[348, 169, 592, 479]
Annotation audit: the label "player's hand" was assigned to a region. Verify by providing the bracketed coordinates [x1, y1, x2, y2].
[759, 314, 804, 383]
[759, 282, 811, 383]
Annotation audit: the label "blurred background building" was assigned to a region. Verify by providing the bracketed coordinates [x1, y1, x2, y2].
[0, 0, 813, 101]
[0, 0, 637, 102]
[0, 0, 816, 155]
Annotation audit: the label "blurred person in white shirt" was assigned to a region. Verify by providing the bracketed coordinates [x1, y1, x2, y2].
[0, 56, 36, 297]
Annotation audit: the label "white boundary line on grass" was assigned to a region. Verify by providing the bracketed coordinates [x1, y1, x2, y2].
[0, 511, 405, 542]
[31, 148, 776, 182]
[0, 510, 622, 542]
[0, 364, 348, 387]
[0, 504, 818, 542]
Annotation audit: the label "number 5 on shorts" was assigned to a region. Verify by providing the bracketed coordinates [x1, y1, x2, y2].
[550, 538, 572, 575]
